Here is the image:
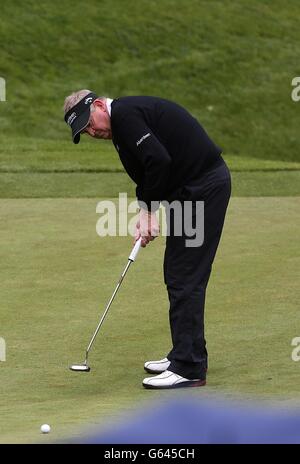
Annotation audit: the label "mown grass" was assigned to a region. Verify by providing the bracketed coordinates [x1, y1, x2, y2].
[0, 136, 299, 198]
[1, 0, 299, 199]
[0, 171, 299, 199]
[0, 0, 299, 444]
[0, 197, 299, 443]
[1, 137, 300, 174]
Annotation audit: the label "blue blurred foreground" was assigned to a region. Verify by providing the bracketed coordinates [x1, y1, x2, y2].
[72, 396, 300, 444]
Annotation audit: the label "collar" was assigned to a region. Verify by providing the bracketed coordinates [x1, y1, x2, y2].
[106, 98, 113, 116]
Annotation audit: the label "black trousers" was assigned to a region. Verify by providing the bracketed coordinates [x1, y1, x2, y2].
[163, 159, 231, 379]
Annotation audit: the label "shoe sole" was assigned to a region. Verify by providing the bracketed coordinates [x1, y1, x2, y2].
[143, 379, 206, 390]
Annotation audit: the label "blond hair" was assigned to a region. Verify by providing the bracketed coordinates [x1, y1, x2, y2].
[63, 89, 105, 114]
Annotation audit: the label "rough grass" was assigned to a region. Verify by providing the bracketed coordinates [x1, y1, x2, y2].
[0, 0, 300, 161]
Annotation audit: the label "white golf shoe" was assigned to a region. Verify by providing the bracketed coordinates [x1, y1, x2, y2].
[142, 370, 206, 390]
[144, 357, 171, 374]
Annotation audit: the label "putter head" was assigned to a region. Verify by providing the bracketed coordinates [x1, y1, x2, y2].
[69, 364, 91, 372]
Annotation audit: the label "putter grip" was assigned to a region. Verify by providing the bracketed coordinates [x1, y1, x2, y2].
[129, 237, 142, 262]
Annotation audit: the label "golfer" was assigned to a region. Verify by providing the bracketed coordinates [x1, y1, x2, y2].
[64, 90, 231, 389]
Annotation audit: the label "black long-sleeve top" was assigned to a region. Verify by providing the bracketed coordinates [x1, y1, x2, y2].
[110, 96, 222, 211]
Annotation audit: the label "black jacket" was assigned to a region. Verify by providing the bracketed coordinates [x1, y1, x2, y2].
[111, 96, 222, 210]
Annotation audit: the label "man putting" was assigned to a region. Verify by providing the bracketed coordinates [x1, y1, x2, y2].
[64, 90, 231, 389]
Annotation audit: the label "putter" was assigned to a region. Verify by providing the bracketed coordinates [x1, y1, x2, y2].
[70, 237, 142, 372]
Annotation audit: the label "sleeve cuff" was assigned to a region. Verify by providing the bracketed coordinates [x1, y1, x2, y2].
[137, 199, 160, 212]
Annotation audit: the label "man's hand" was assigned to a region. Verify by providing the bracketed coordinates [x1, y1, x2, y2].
[135, 209, 160, 247]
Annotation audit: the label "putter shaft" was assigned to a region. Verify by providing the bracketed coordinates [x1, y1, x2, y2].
[85, 259, 132, 357]
[71, 238, 142, 372]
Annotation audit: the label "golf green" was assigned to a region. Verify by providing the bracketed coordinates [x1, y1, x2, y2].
[0, 197, 299, 443]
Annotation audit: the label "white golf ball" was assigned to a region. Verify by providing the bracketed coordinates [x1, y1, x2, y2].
[40, 424, 51, 434]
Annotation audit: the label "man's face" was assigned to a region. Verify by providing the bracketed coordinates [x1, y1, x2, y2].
[83, 99, 112, 140]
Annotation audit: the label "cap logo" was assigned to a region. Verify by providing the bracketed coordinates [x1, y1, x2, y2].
[64, 92, 98, 142]
[67, 112, 77, 126]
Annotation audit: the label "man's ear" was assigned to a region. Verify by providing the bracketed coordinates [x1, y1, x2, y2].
[93, 99, 107, 112]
